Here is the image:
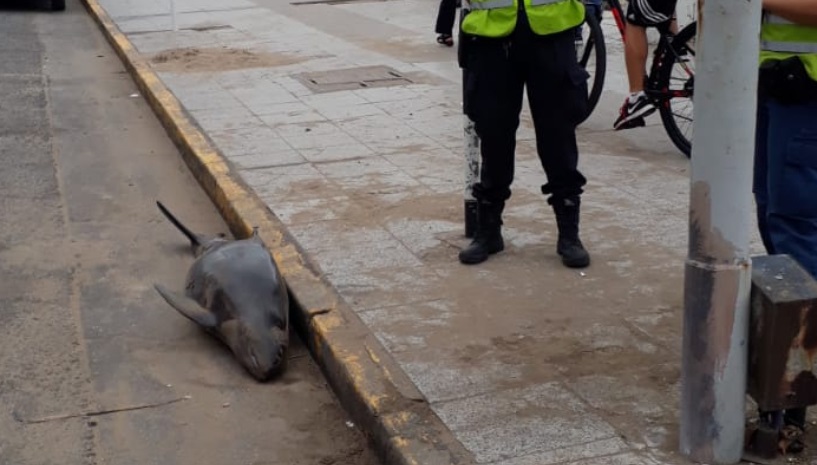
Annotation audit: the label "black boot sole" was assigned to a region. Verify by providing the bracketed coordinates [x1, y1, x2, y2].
[560, 254, 590, 268]
[459, 243, 504, 265]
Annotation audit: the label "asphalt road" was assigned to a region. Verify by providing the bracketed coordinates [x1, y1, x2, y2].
[0, 3, 378, 465]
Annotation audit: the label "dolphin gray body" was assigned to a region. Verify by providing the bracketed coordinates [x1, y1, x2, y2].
[154, 201, 289, 381]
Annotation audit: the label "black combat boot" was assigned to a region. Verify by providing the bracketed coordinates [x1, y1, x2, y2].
[459, 201, 504, 265]
[552, 198, 590, 268]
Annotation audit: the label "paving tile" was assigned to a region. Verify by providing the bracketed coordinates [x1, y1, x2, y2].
[313, 156, 422, 190]
[240, 99, 310, 117]
[305, 233, 424, 272]
[208, 126, 292, 156]
[352, 86, 419, 103]
[274, 121, 339, 138]
[383, 150, 461, 183]
[567, 375, 666, 419]
[434, 383, 618, 463]
[281, 130, 359, 151]
[175, 90, 245, 112]
[214, 69, 271, 91]
[286, 221, 419, 266]
[359, 299, 456, 353]
[272, 75, 314, 97]
[488, 438, 631, 465]
[384, 217, 461, 258]
[395, 356, 522, 402]
[328, 265, 447, 311]
[241, 163, 336, 202]
[229, 150, 306, 169]
[562, 453, 659, 465]
[374, 98, 448, 119]
[334, 114, 407, 142]
[258, 108, 328, 126]
[299, 144, 375, 163]
[158, 71, 220, 89]
[230, 84, 300, 115]
[188, 107, 262, 132]
[299, 91, 369, 111]
[317, 103, 386, 121]
[271, 196, 353, 224]
[564, 367, 681, 450]
[363, 132, 444, 155]
[398, 104, 459, 127]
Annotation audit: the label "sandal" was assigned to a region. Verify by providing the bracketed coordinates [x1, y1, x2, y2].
[436, 34, 454, 47]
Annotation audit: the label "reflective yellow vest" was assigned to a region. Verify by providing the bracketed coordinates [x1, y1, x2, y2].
[760, 12, 817, 82]
[461, 0, 585, 38]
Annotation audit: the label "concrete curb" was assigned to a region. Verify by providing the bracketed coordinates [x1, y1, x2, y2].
[79, 2, 475, 464]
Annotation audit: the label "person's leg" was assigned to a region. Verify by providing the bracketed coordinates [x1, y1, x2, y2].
[525, 31, 590, 268]
[669, 10, 679, 34]
[753, 96, 775, 254]
[460, 38, 525, 264]
[624, 22, 648, 93]
[764, 100, 817, 278]
[435, 0, 458, 45]
[614, 0, 677, 129]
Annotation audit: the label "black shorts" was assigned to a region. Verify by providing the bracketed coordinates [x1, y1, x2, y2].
[626, 0, 677, 27]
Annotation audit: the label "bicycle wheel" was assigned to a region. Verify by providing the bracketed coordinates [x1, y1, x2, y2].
[576, 10, 606, 124]
[656, 22, 696, 157]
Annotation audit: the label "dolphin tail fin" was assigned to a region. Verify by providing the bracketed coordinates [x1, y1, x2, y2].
[154, 284, 216, 329]
[156, 201, 203, 251]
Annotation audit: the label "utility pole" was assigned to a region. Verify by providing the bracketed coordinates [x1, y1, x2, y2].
[679, 0, 763, 463]
[459, 3, 480, 238]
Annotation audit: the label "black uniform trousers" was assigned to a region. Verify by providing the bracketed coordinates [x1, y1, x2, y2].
[463, 14, 589, 206]
[435, 0, 458, 35]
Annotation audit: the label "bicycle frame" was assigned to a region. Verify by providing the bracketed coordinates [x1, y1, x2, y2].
[646, 32, 695, 103]
[602, 0, 628, 41]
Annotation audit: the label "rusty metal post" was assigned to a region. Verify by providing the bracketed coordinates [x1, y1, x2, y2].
[679, 0, 763, 463]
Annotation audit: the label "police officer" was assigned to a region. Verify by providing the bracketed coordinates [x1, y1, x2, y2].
[753, 0, 817, 442]
[457, 0, 591, 268]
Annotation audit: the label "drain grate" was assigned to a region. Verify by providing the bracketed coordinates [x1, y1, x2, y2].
[294, 65, 414, 93]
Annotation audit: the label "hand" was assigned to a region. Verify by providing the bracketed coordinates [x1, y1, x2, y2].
[762, 0, 817, 26]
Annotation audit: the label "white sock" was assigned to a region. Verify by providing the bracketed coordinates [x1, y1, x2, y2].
[628, 91, 645, 103]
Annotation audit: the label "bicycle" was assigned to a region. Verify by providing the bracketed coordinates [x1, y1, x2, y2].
[575, 0, 697, 157]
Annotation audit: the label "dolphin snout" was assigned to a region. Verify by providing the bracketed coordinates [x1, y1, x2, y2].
[242, 330, 287, 382]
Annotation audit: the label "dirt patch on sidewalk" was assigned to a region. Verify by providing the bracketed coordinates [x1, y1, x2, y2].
[149, 47, 310, 73]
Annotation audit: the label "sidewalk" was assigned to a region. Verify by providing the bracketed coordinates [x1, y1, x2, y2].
[86, 0, 767, 463]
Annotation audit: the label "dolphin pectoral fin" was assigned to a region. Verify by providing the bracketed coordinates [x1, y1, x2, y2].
[154, 284, 217, 329]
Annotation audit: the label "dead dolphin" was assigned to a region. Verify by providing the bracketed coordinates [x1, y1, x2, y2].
[153, 201, 289, 381]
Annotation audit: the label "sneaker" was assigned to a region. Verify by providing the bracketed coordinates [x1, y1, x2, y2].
[614, 115, 647, 130]
[613, 93, 656, 130]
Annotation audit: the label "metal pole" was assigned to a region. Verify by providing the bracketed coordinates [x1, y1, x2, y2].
[679, 0, 762, 463]
[459, 4, 480, 238]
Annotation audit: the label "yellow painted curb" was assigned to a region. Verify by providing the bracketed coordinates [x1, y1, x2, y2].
[79, 1, 475, 464]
